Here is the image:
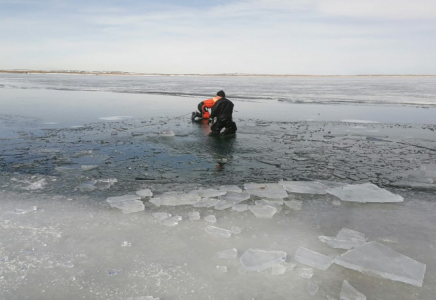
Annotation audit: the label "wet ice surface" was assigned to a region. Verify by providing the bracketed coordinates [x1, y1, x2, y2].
[2, 101, 436, 299]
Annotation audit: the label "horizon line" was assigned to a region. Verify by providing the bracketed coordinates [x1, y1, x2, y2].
[1, 69, 435, 77]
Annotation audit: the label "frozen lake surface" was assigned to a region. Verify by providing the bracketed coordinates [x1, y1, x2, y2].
[1, 74, 436, 299]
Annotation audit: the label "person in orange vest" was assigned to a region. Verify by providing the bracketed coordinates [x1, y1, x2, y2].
[191, 90, 225, 121]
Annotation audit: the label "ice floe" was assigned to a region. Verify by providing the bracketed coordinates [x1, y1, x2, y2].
[205, 225, 232, 238]
[327, 183, 404, 203]
[243, 183, 288, 199]
[239, 249, 286, 272]
[249, 204, 278, 218]
[136, 188, 153, 197]
[280, 180, 329, 194]
[319, 228, 367, 250]
[335, 242, 426, 287]
[295, 246, 335, 270]
[219, 185, 243, 193]
[188, 188, 226, 198]
[340, 280, 366, 300]
[150, 191, 200, 206]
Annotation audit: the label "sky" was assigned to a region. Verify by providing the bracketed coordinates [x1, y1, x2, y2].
[1, 0, 436, 75]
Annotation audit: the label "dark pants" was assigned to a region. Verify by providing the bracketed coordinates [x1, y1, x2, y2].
[210, 118, 237, 136]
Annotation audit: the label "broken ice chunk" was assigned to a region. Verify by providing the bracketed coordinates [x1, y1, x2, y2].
[152, 212, 171, 221]
[255, 199, 283, 211]
[188, 211, 200, 221]
[271, 264, 287, 275]
[318, 236, 365, 250]
[11, 206, 37, 215]
[121, 241, 131, 247]
[244, 183, 288, 199]
[150, 191, 200, 206]
[249, 204, 278, 218]
[336, 228, 366, 242]
[77, 181, 96, 192]
[219, 191, 250, 202]
[335, 242, 426, 287]
[216, 265, 228, 272]
[193, 197, 219, 208]
[205, 225, 232, 238]
[232, 204, 248, 212]
[219, 185, 242, 193]
[136, 189, 153, 197]
[231, 226, 242, 234]
[332, 200, 342, 206]
[106, 195, 141, 203]
[307, 282, 319, 296]
[240, 249, 287, 272]
[216, 248, 238, 259]
[214, 200, 237, 211]
[340, 280, 366, 300]
[110, 200, 145, 214]
[24, 178, 46, 190]
[188, 189, 226, 198]
[81, 165, 98, 171]
[204, 215, 217, 223]
[327, 183, 404, 203]
[284, 200, 303, 211]
[280, 180, 329, 194]
[297, 267, 314, 278]
[295, 247, 335, 270]
[160, 129, 175, 136]
[160, 216, 182, 227]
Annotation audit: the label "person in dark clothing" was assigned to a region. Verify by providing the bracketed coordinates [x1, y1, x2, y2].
[209, 90, 237, 136]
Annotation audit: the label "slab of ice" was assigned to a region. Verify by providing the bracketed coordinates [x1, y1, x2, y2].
[295, 247, 335, 270]
[193, 197, 219, 208]
[280, 180, 329, 194]
[204, 215, 217, 223]
[335, 242, 426, 287]
[24, 179, 46, 190]
[188, 189, 226, 198]
[297, 267, 314, 278]
[214, 200, 237, 211]
[188, 211, 200, 221]
[150, 192, 200, 206]
[106, 195, 140, 203]
[249, 204, 278, 218]
[11, 206, 37, 215]
[136, 189, 153, 197]
[216, 248, 238, 259]
[271, 264, 287, 275]
[110, 200, 145, 214]
[219, 191, 250, 202]
[327, 183, 404, 203]
[307, 282, 319, 296]
[284, 200, 303, 211]
[77, 182, 96, 192]
[255, 199, 282, 213]
[205, 226, 232, 238]
[336, 228, 366, 242]
[244, 183, 288, 199]
[219, 185, 242, 193]
[81, 165, 98, 171]
[216, 265, 228, 273]
[240, 249, 286, 272]
[232, 204, 248, 212]
[340, 280, 366, 300]
[160, 129, 175, 137]
[318, 236, 366, 250]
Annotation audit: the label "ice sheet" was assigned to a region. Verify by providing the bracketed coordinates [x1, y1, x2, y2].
[109, 200, 145, 214]
[218, 191, 250, 202]
[249, 204, 278, 218]
[219, 185, 242, 193]
[136, 189, 153, 197]
[335, 242, 426, 287]
[280, 180, 329, 194]
[106, 194, 141, 203]
[295, 247, 335, 270]
[340, 280, 366, 300]
[188, 189, 226, 198]
[193, 197, 219, 208]
[327, 183, 404, 203]
[149, 192, 200, 206]
[243, 183, 288, 199]
[284, 200, 303, 211]
[239, 249, 286, 272]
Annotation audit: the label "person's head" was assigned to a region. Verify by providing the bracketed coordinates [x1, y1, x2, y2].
[216, 90, 225, 99]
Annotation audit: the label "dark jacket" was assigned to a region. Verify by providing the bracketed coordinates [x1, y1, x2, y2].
[210, 97, 234, 121]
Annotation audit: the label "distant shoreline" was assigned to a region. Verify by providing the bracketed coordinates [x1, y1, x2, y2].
[1, 69, 435, 77]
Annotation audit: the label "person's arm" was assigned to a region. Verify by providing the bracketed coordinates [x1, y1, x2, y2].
[210, 100, 222, 119]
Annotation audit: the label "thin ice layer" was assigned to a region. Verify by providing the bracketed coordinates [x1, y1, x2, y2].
[219, 185, 242, 193]
[136, 189, 153, 197]
[110, 200, 145, 214]
[327, 183, 404, 203]
[280, 180, 329, 194]
[240, 249, 286, 271]
[149, 192, 200, 206]
[205, 226, 232, 238]
[188, 189, 226, 198]
[219, 191, 250, 202]
[106, 194, 140, 203]
[216, 248, 238, 259]
[318, 236, 366, 250]
[295, 247, 335, 270]
[335, 242, 426, 287]
[340, 280, 366, 300]
[249, 204, 278, 218]
[243, 183, 288, 199]
[336, 228, 366, 241]
[193, 197, 219, 208]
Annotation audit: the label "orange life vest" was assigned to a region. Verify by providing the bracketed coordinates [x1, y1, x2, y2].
[201, 97, 219, 119]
